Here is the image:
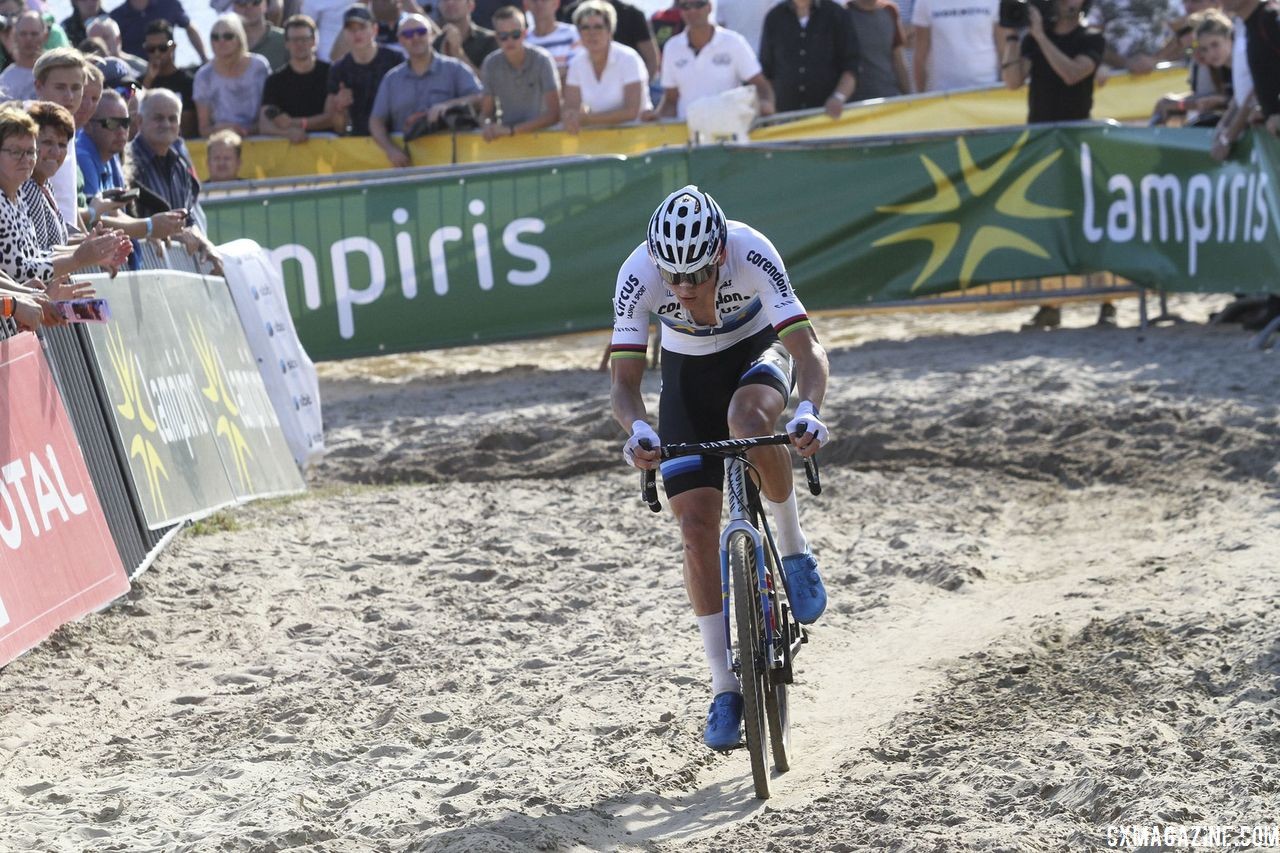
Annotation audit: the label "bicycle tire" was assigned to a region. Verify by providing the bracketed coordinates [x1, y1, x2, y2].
[729, 531, 771, 800]
[761, 539, 791, 774]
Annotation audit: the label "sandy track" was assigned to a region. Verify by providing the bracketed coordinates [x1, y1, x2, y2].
[1, 296, 1277, 852]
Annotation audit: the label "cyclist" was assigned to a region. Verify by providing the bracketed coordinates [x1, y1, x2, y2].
[610, 184, 831, 751]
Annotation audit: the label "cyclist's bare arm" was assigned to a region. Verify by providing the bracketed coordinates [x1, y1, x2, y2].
[611, 358, 660, 468]
[780, 327, 830, 457]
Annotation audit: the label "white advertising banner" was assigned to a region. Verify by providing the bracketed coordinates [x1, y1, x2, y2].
[218, 239, 325, 471]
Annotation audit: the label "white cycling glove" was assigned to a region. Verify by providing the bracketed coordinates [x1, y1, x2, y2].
[786, 401, 829, 446]
[623, 419, 660, 468]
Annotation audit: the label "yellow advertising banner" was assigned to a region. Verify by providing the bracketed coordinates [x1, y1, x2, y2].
[189, 68, 1184, 180]
[750, 67, 1186, 142]
[188, 122, 689, 181]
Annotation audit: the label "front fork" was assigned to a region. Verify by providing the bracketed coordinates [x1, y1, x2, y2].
[720, 520, 774, 679]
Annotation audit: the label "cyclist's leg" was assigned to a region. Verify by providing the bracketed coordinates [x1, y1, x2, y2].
[730, 336, 827, 624]
[659, 348, 740, 701]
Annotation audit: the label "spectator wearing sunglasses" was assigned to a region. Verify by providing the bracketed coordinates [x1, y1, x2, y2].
[326, 5, 406, 134]
[650, 0, 774, 120]
[434, 0, 498, 74]
[108, 0, 208, 64]
[558, 0, 658, 78]
[88, 15, 149, 76]
[0, 12, 51, 101]
[141, 19, 197, 136]
[562, 0, 651, 132]
[368, 13, 482, 166]
[236, 0, 288, 70]
[259, 14, 335, 141]
[194, 14, 272, 136]
[478, 5, 560, 139]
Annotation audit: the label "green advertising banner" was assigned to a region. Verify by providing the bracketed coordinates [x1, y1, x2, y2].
[83, 271, 305, 529]
[204, 127, 1280, 362]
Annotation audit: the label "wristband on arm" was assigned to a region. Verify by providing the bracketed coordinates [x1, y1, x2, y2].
[1, 296, 14, 318]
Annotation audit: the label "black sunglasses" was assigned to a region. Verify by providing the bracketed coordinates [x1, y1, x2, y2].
[93, 116, 129, 131]
[144, 40, 174, 52]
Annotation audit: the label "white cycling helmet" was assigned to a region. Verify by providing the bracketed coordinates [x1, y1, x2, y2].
[647, 184, 727, 279]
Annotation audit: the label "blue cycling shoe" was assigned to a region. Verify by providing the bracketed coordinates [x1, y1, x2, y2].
[782, 551, 827, 624]
[703, 691, 744, 751]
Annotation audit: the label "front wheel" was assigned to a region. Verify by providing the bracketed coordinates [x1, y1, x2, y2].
[762, 542, 791, 774]
[730, 531, 770, 800]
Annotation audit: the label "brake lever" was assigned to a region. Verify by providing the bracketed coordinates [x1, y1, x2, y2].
[639, 438, 661, 512]
[794, 421, 822, 497]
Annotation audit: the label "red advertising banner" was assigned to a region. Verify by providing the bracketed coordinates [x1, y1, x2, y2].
[0, 333, 129, 667]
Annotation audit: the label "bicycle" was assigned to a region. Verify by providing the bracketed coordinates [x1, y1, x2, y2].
[640, 431, 821, 800]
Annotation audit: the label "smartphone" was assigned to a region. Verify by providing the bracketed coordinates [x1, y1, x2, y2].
[56, 298, 112, 324]
[101, 188, 140, 203]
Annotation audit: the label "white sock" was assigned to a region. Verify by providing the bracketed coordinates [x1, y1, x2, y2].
[698, 612, 740, 696]
[764, 489, 808, 557]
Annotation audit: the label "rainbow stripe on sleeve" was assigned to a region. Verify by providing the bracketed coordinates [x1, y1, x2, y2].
[774, 314, 812, 339]
[609, 343, 648, 361]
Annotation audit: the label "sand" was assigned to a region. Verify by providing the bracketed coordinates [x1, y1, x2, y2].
[1, 293, 1278, 852]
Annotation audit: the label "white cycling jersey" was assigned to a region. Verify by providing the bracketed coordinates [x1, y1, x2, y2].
[609, 220, 813, 359]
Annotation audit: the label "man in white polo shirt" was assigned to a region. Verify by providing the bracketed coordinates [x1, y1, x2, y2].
[647, 0, 774, 119]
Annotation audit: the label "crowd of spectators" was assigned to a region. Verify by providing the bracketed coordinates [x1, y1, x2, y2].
[0, 0, 1257, 179]
[0, 0, 1273, 336]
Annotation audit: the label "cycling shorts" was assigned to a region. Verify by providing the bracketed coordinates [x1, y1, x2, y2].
[657, 326, 793, 499]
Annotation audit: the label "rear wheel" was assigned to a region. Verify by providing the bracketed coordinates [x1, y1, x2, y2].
[762, 543, 791, 774]
[729, 531, 771, 800]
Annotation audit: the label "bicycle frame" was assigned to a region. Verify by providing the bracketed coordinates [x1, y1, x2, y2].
[719, 455, 776, 688]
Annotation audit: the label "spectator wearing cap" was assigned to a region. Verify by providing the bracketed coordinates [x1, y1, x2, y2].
[142, 19, 198, 137]
[109, 0, 208, 64]
[368, 13, 482, 166]
[563, 0, 651, 132]
[759, 0, 860, 117]
[194, 14, 272, 136]
[0, 12, 51, 100]
[88, 16, 149, 76]
[259, 14, 334, 140]
[328, 0, 412, 62]
[479, 6, 560, 139]
[236, 0, 288, 69]
[326, 4, 405, 134]
[651, 0, 775, 120]
[525, 0, 581, 80]
[303, 0, 355, 61]
[434, 0, 498, 74]
[98, 56, 143, 137]
[31, 49, 86, 230]
[63, 0, 105, 47]
[204, 127, 243, 181]
[558, 0, 658, 78]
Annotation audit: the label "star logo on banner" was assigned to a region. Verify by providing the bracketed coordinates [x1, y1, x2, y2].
[188, 317, 255, 493]
[872, 131, 1071, 291]
[103, 324, 169, 518]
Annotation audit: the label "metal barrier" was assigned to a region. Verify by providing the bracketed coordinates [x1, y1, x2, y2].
[0, 243, 216, 579]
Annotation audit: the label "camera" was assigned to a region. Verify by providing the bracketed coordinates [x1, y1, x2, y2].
[999, 0, 1057, 28]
